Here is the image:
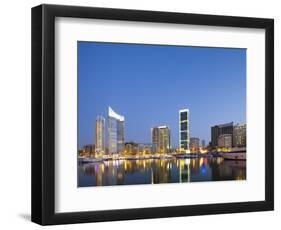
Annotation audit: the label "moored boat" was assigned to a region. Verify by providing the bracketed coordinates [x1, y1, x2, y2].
[79, 157, 103, 163]
[223, 152, 246, 160]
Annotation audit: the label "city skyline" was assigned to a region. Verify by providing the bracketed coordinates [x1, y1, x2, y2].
[78, 42, 246, 149]
[83, 106, 245, 154]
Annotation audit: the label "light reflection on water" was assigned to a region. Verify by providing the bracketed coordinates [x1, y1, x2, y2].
[78, 157, 246, 187]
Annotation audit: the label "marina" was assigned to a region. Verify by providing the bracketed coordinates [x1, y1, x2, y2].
[78, 150, 246, 164]
[78, 156, 246, 187]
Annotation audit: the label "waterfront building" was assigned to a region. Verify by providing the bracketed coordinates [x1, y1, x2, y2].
[108, 106, 125, 154]
[179, 109, 190, 152]
[152, 127, 159, 150]
[95, 115, 105, 154]
[138, 143, 155, 155]
[211, 122, 234, 147]
[124, 142, 139, 155]
[152, 126, 171, 154]
[82, 144, 95, 157]
[233, 123, 246, 147]
[190, 137, 200, 152]
[218, 134, 232, 148]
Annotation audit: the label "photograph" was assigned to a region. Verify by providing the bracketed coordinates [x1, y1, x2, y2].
[77, 41, 247, 187]
[30, 3, 274, 225]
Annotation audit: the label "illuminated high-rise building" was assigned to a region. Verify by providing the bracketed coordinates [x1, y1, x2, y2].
[95, 116, 105, 154]
[158, 126, 171, 153]
[151, 126, 170, 154]
[108, 106, 125, 154]
[233, 123, 246, 147]
[151, 127, 159, 149]
[179, 109, 190, 152]
[218, 134, 232, 148]
[211, 122, 234, 147]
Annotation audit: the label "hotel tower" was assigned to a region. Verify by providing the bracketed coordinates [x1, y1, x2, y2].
[108, 106, 125, 154]
[95, 115, 105, 154]
[151, 126, 171, 154]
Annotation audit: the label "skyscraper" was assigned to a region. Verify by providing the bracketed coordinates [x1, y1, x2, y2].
[108, 106, 125, 154]
[211, 122, 234, 147]
[151, 127, 159, 150]
[151, 126, 171, 154]
[95, 116, 105, 154]
[179, 109, 190, 153]
[233, 123, 246, 147]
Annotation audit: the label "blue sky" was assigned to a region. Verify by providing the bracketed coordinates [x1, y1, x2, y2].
[78, 41, 246, 149]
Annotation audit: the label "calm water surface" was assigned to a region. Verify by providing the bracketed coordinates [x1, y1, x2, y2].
[78, 157, 246, 187]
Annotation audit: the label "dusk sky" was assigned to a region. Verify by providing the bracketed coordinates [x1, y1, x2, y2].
[78, 41, 246, 149]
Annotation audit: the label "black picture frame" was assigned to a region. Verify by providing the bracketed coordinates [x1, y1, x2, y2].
[31, 4, 274, 225]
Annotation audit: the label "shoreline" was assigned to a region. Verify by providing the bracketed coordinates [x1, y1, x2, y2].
[78, 151, 246, 163]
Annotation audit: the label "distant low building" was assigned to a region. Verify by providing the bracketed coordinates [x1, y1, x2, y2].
[125, 142, 156, 155]
[81, 144, 95, 157]
[138, 143, 156, 155]
[124, 142, 139, 155]
[190, 137, 200, 152]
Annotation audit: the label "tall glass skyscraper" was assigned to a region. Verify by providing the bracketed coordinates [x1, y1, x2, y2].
[95, 115, 105, 154]
[179, 109, 190, 152]
[151, 126, 170, 154]
[108, 106, 125, 154]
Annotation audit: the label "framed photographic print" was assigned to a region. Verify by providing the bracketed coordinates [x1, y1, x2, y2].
[31, 4, 274, 225]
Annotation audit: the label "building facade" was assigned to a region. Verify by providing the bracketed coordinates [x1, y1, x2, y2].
[190, 137, 200, 151]
[211, 122, 234, 147]
[233, 123, 246, 147]
[138, 143, 155, 155]
[152, 127, 159, 150]
[179, 109, 190, 152]
[152, 126, 171, 154]
[95, 115, 105, 154]
[82, 144, 95, 157]
[124, 142, 139, 155]
[218, 134, 232, 148]
[108, 106, 125, 154]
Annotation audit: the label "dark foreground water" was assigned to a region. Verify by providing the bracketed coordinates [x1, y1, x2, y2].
[78, 157, 246, 187]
